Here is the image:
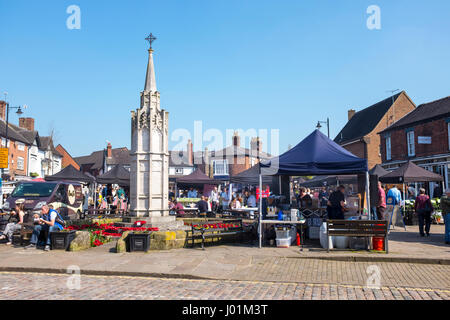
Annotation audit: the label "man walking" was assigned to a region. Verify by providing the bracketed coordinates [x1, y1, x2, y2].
[414, 188, 433, 237]
[376, 182, 387, 220]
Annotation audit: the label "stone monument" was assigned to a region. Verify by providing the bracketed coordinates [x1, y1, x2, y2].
[130, 34, 182, 229]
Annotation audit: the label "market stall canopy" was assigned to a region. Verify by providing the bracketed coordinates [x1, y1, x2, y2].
[96, 165, 130, 186]
[45, 165, 95, 183]
[369, 164, 389, 177]
[301, 175, 358, 188]
[230, 164, 273, 186]
[379, 161, 443, 184]
[260, 130, 368, 176]
[176, 169, 221, 186]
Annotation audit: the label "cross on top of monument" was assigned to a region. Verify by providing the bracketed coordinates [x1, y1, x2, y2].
[145, 33, 157, 50]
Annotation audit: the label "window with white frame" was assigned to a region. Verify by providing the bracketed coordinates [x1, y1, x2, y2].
[407, 130, 415, 157]
[213, 159, 229, 176]
[17, 142, 25, 151]
[386, 135, 391, 161]
[17, 157, 24, 170]
[1, 138, 9, 147]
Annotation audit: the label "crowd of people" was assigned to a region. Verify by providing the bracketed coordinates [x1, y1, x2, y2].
[169, 186, 258, 216]
[95, 185, 129, 213]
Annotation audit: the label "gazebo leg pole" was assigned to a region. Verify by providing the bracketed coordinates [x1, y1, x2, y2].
[259, 173, 262, 249]
[365, 172, 370, 220]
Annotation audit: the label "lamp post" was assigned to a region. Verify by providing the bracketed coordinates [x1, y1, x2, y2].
[1, 100, 26, 178]
[316, 118, 330, 138]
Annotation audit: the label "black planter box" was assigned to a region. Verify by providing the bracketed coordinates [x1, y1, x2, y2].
[128, 232, 151, 252]
[50, 230, 76, 250]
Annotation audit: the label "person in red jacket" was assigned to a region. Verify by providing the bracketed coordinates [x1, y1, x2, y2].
[414, 188, 433, 237]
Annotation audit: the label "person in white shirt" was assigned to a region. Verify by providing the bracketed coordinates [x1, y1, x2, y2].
[210, 186, 219, 212]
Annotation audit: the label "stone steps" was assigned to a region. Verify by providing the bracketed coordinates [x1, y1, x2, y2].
[115, 217, 188, 230]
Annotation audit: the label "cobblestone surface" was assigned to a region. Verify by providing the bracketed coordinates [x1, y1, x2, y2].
[0, 272, 448, 300]
[232, 257, 450, 290]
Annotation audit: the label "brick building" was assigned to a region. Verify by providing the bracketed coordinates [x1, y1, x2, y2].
[0, 101, 62, 180]
[194, 132, 270, 180]
[379, 96, 450, 194]
[334, 91, 416, 169]
[74, 143, 131, 177]
[55, 144, 80, 170]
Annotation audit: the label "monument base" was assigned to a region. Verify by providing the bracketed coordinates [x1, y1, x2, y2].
[126, 211, 185, 230]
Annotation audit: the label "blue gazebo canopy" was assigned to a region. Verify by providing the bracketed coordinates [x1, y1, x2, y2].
[260, 130, 368, 176]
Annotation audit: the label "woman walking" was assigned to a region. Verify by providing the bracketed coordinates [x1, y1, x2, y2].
[414, 188, 433, 237]
[0, 200, 26, 244]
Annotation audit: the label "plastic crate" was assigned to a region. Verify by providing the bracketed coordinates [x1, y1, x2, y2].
[276, 237, 293, 248]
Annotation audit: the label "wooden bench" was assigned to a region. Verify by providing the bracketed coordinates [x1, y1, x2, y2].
[326, 220, 389, 253]
[190, 219, 245, 250]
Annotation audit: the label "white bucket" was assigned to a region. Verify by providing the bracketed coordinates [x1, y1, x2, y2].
[319, 222, 333, 249]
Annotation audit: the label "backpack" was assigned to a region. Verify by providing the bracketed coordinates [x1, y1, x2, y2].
[50, 209, 66, 228]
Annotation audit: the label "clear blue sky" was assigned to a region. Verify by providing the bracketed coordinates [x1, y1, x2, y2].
[1, 0, 449, 157]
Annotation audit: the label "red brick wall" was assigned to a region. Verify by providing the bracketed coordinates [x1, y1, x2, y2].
[381, 117, 450, 162]
[4, 140, 28, 179]
[342, 141, 366, 159]
[56, 144, 80, 170]
[19, 118, 35, 131]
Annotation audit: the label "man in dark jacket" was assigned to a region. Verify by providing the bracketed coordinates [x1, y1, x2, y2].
[327, 185, 346, 220]
[196, 196, 209, 214]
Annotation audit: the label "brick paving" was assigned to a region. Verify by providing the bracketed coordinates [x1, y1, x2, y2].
[0, 272, 448, 300]
[232, 256, 450, 290]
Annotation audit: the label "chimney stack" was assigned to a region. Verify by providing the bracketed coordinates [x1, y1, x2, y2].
[204, 147, 210, 177]
[0, 101, 6, 121]
[251, 137, 262, 157]
[107, 142, 112, 158]
[187, 139, 193, 166]
[19, 117, 35, 131]
[348, 109, 356, 121]
[232, 131, 240, 147]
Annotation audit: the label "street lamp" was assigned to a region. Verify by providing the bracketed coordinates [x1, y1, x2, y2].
[2, 99, 27, 179]
[316, 118, 330, 138]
